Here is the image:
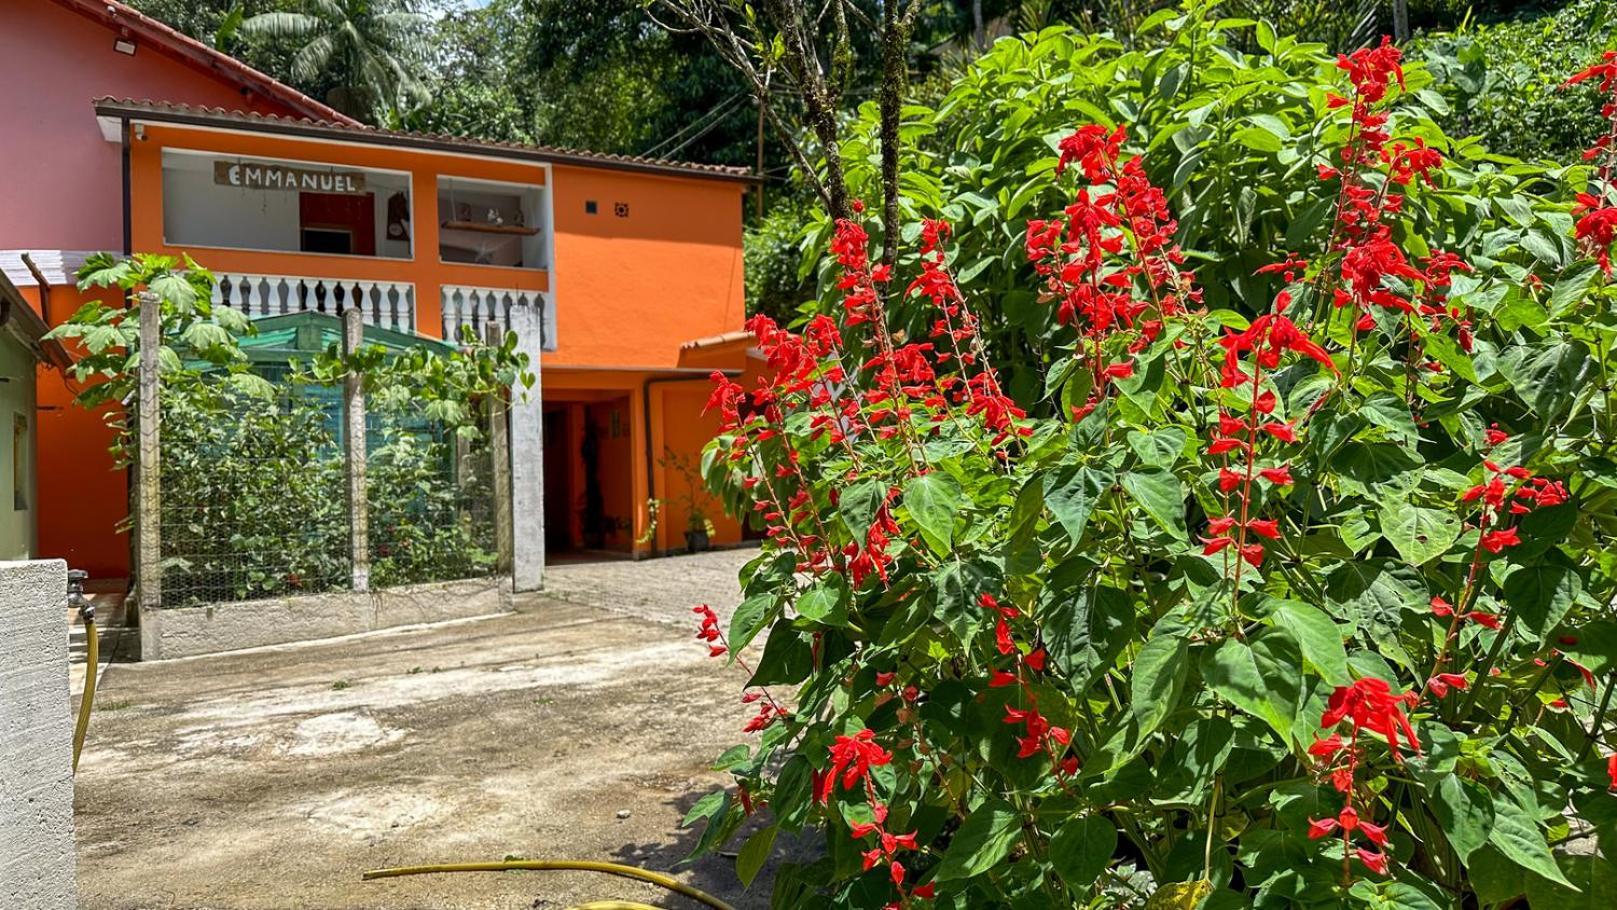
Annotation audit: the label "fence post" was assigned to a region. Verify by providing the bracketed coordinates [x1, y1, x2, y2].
[508, 304, 545, 592]
[485, 325, 515, 577]
[135, 291, 163, 660]
[343, 306, 369, 593]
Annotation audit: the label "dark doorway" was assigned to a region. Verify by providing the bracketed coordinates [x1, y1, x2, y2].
[543, 408, 572, 552]
[299, 192, 376, 256]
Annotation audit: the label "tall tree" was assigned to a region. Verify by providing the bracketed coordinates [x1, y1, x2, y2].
[650, 0, 928, 268]
[241, 0, 428, 123]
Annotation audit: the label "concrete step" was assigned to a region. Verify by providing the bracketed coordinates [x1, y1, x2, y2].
[67, 589, 134, 664]
[70, 625, 138, 664]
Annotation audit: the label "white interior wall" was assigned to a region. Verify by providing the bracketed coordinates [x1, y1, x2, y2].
[162, 152, 411, 260]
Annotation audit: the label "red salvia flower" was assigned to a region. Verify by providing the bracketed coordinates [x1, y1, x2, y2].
[1321, 677, 1421, 758]
[817, 729, 892, 804]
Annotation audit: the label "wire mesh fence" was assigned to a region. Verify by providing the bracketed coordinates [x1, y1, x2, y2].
[153, 363, 503, 610]
[157, 376, 350, 609]
[366, 404, 499, 588]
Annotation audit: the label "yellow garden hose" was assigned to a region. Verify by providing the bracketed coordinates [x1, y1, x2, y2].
[362, 859, 737, 910]
[70, 569, 97, 773]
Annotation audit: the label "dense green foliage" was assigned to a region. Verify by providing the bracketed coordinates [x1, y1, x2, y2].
[685, 8, 1617, 909]
[1413, 0, 1617, 164]
[787, 14, 1513, 403]
[239, 0, 428, 122]
[46, 255, 529, 606]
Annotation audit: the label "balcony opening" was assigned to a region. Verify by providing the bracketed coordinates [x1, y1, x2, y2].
[162, 150, 412, 260]
[437, 176, 546, 269]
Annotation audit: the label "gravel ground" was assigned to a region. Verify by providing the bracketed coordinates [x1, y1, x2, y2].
[72, 549, 808, 910]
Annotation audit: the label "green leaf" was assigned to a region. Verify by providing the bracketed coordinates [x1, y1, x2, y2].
[1510, 340, 1592, 423]
[729, 593, 776, 656]
[1488, 796, 1575, 889]
[682, 789, 727, 828]
[1428, 773, 1494, 862]
[839, 479, 886, 541]
[934, 799, 1021, 881]
[795, 574, 849, 627]
[936, 559, 996, 649]
[1501, 560, 1583, 642]
[1270, 600, 1349, 685]
[1469, 845, 1526, 906]
[1200, 634, 1301, 744]
[1043, 464, 1113, 545]
[1127, 426, 1189, 468]
[748, 624, 813, 687]
[736, 824, 777, 888]
[1524, 852, 1617, 910]
[1379, 498, 1461, 567]
[1121, 469, 1188, 540]
[1130, 621, 1189, 738]
[1559, 620, 1617, 675]
[1521, 226, 1565, 268]
[1255, 18, 1277, 53]
[904, 471, 962, 557]
[773, 755, 813, 831]
[1359, 394, 1419, 449]
[1049, 815, 1117, 890]
[1549, 261, 1601, 318]
[1232, 126, 1282, 152]
[1044, 581, 1133, 688]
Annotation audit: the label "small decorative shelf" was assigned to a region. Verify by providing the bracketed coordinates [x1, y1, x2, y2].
[440, 219, 539, 236]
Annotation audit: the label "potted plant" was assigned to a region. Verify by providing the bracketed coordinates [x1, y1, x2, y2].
[661, 446, 718, 554]
[684, 510, 715, 554]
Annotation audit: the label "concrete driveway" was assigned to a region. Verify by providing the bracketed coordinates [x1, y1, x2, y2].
[73, 548, 793, 910]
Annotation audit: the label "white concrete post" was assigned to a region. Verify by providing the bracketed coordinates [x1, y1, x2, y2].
[508, 305, 545, 591]
[135, 291, 163, 660]
[485, 324, 514, 577]
[343, 307, 369, 593]
[0, 559, 76, 910]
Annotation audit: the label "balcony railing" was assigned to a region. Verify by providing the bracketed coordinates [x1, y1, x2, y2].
[212, 273, 417, 334]
[440, 285, 556, 352]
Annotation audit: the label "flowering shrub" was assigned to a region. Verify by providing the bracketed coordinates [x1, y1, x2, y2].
[686, 37, 1617, 910]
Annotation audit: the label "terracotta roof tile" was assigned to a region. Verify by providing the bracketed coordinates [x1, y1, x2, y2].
[95, 98, 759, 183]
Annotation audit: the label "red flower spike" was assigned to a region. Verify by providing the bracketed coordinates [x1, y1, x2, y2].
[1321, 677, 1422, 758]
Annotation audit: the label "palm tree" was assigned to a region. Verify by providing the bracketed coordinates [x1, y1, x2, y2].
[242, 0, 428, 124]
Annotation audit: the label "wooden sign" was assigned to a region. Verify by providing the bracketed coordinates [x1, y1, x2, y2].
[213, 160, 366, 194]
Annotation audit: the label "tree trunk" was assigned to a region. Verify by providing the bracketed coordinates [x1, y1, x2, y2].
[877, 4, 913, 266]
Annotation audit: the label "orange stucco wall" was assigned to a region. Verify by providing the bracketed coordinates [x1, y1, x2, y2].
[546, 165, 746, 370]
[27, 284, 131, 580]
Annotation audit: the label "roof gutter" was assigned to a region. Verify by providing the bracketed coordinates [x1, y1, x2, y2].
[94, 101, 763, 186]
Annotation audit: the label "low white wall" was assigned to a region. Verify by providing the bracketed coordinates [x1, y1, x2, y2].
[140, 576, 511, 660]
[0, 559, 75, 910]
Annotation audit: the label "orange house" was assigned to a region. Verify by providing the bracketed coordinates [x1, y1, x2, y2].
[2, 0, 760, 588]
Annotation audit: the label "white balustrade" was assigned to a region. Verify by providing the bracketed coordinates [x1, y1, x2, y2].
[211, 273, 417, 334]
[440, 285, 556, 351]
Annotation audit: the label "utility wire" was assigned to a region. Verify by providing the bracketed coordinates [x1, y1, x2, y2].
[658, 97, 751, 160]
[641, 91, 746, 157]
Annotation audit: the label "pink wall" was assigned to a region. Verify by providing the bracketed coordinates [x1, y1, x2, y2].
[0, 0, 297, 251]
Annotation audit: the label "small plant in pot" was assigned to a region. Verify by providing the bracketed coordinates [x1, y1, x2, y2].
[684, 511, 717, 554]
[662, 446, 718, 554]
